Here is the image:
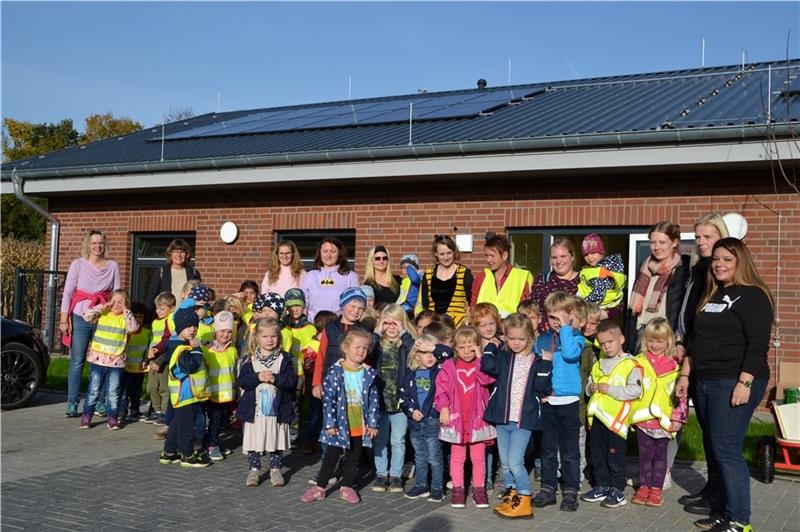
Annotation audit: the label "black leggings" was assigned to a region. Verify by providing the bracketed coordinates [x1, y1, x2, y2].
[316, 437, 363, 488]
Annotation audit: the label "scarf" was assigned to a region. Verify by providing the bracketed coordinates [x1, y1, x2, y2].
[286, 315, 309, 328]
[630, 253, 682, 315]
[254, 346, 280, 368]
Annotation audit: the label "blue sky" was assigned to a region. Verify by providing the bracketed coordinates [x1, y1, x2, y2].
[2, 2, 798, 130]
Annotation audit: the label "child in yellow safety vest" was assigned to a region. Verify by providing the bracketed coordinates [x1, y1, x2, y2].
[119, 302, 152, 422]
[146, 291, 176, 425]
[202, 311, 238, 461]
[577, 234, 627, 321]
[581, 320, 643, 509]
[237, 280, 259, 325]
[283, 288, 317, 437]
[630, 318, 688, 508]
[158, 308, 211, 468]
[79, 289, 140, 430]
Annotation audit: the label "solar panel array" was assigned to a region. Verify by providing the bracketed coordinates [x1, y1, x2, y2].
[159, 87, 545, 141]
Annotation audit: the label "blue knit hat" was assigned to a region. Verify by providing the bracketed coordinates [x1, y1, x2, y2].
[173, 307, 200, 335]
[339, 287, 367, 309]
[188, 283, 211, 303]
[253, 292, 285, 316]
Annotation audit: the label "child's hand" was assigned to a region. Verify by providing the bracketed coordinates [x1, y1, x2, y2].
[312, 385, 323, 399]
[258, 371, 274, 383]
[668, 421, 683, 433]
[412, 410, 424, 422]
[148, 347, 158, 358]
[439, 407, 450, 425]
[596, 383, 609, 394]
[541, 349, 553, 361]
[326, 428, 338, 437]
[148, 362, 159, 372]
[189, 338, 200, 348]
[487, 337, 501, 348]
[472, 345, 483, 359]
[365, 427, 378, 439]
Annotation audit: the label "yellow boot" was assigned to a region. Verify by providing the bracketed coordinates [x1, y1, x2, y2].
[495, 493, 534, 519]
[494, 488, 517, 513]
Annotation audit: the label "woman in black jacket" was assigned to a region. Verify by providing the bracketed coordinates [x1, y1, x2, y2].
[145, 238, 201, 313]
[682, 238, 773, 532]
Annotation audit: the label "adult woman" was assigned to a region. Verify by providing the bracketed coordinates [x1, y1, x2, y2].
[532, 237, 580, 331]
[301, 237, 359, 320]
[261, 240, 307, 296]
[681, 238, 773, 532]
[363, 246, 401, 311]
[625, 221, 690, 351]
[145, 238, 201, 313]
[419, 235, 473, 326]
[59, 230, 121, 417]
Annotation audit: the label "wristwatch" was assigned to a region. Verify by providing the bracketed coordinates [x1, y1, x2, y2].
[738, 379, 752, 388]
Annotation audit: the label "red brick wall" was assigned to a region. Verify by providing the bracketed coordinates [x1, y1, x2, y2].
[46, 169, 799, 395]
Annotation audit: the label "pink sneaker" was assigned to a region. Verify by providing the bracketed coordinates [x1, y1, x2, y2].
[79, 414, 92, 429]
[339, 486, 360, 504]
[300, 485, 326, 502]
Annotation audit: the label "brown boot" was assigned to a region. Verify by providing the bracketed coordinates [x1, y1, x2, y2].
[495, 493, 534, 519]
[494, 488, 518, 513]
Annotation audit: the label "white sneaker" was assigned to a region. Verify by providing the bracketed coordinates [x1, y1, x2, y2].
[662, 471, 672, 490]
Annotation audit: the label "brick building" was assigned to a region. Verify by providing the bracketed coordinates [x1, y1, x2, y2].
[3, 59, 799, 393]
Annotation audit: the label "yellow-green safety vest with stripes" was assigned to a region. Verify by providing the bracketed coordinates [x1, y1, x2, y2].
[476, 266, 532, 318]
[202, 345, 238, 403]
[125, 327, 152, 373]
[587, 357, 642, 438]
[630, 354, 679, 435]
[577, 266, 627, 309]
[243, 303, 254, 326]
[197, 321, 215, 345]
[149, 314, 175, 350]
[90, 312, 127, 357]
[168, 344, 210, 407]
[288, 323, 317, 376]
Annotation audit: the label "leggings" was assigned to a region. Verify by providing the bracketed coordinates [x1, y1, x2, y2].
[450, 442, 486, 488]
[636, 428, 669, 488]
[248, 450, 283, 470]
[316, 437, 363, 488]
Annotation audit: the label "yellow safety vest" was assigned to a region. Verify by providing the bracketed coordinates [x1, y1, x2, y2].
[289, 323, 317, 376]
[243, 303, 254, 326]
[587, 357, 641, 438]
[90, 312, 127, 357]
[424, 265, 469, 326]
[149, 314, 176, 350]
[168, 344, 210, 408]
[577, 267, 627, 309]
[125, 327, 152, 373]
[630, 354, 678, 434]
[202, 345, 238, 403]
[476, 266, 532, 318]
[197, 321, 215, 345]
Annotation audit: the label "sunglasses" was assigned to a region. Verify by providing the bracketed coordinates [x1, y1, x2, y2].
[374, 256, 388, 261]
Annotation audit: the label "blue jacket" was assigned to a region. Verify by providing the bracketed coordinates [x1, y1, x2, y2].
[398, 365, 440, 430]
[369, 332, 415, 413]
[320, 361, 380, 449]
[481, 344, 550, 431]
[535, 325, 583, 397]
[236, 352, 297, 425]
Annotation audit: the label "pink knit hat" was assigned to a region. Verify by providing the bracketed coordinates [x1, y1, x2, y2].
[581, 234, 605, 256]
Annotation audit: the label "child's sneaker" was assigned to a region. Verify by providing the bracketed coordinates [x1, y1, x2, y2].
[270, 469, 285, 487]
[472, 486, 490, 508]
[95, 404, 107, 417]
[560, 490, 578, 512]
[388, 477, 404, 493]
[693, 515, 727, 530]
[371, 475, 388, 492]
[339, 486, 360, 504]
[106, 417, 121, 430]
[581, 486, 608, 503]
[159, 451, 180, 464]
[450, 486, 466, 508]
[126, 411, 144, 423]
[180, 451, 211, 468]
[632, 486, 650, 505]
[65, 402, 80, 418]
[532, 486, 557, 508]
[600, 487, 627, 508]
[246, 469, 260, 486]
[404, 485, 430, 499]
[153, 425, 169, 440]
[79, 414, 92, 429]
[645, 487, 663, 507]
[207, 446, 224, 461]
[427, 489, 444, 503]
[300, 485, 326, 502]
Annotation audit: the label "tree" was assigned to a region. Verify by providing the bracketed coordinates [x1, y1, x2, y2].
[162, 106, 195, 124]
[2, 117, 79, 162]
[79, 113, 142, 144]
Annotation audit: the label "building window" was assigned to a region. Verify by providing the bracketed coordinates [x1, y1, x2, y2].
[275, 230, 356, 271]
[130, 233, 196, 305]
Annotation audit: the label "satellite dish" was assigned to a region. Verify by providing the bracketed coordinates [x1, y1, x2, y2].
[219, 221, 238, 244]
[723, 213, 748, 239]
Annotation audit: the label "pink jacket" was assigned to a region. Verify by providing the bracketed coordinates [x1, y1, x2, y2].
[434, 357, 496, 444]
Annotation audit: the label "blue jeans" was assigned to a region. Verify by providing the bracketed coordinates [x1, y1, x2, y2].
[496, 423, 533, 495]
[68, 314, 96, 404]
[409, 417, 444, 491]
[695, 378, 766, 524]
[373, 411, 408, 478]
[82, 364, 123, 418]
[540, 401, 580, 492]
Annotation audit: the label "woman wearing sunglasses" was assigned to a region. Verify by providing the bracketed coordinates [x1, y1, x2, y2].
[363, 246, 402, 312]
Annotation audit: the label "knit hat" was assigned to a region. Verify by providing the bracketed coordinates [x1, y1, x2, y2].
[400, 253, 419, 269]
[581, 234, 605, 256]
[173, 307, 200, 335]
[213, 311, 234, 332]
[284, 288, 306, 309]
[188, 283, 211, 303]
[253, 292, 285, 316]
[359, 285, 375, 299]
[339, 287, 367, 309]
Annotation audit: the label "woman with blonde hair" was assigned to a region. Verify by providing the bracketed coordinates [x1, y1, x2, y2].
[262, 240, 306, 297]
[363, 246, 402, 311]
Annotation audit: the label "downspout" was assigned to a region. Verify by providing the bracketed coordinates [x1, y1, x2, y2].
[12, 170, 59, 350]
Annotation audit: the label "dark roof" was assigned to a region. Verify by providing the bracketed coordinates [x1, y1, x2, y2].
[4, 59, 799, 178]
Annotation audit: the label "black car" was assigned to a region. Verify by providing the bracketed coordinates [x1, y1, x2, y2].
[1, 317, 50, 410]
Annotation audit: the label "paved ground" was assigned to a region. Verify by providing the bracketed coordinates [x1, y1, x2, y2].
[2, 391, 798, 531]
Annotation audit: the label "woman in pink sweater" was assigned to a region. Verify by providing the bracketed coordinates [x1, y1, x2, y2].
[261, 240, 307, 297]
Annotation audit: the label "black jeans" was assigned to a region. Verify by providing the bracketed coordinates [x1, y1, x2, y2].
[540, 401, 580, 492]
[316, 437, 363, 488]
[165, 403, 199, 456]
[589, 421, 627, 490]
[204, 402, 229, 448]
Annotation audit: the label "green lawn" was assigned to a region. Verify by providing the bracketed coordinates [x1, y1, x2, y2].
[46, 357, 90, 391]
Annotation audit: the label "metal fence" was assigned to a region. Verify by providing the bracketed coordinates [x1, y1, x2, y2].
[11, 268, 66, 352]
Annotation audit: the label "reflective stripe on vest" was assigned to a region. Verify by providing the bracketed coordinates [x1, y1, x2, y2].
[476, 266, 532, 317]
[587, 358, 641, 438]
[425, 265, 468, 326]
[125, 328, 152, 373]
[577, 267, 627, 309]
[202, 346, 238, 403]
[90, 313, 127, 357]
[168, 344, 210, 408]
[630, 354, 678, 432]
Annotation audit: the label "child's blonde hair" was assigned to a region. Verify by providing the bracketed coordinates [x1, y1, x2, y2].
[247, 318, 282, 356]
[544, 291, 577, 314]
[109, 288, 130, 309]
[638, 317, 677, 358]
[224, 295, 246, 319]
[517, 298, 541, 317]
[585, 300, 602, 320]
[408, 334, 438, 370]
[154, 291, 177, 309]
[453, 326, 481, 349]
[377, 303, 416, 339]
[340, 327, 372, 355]
[181, 279, 200, 299]
[572, 297, 589, 324]
[502, 313, 536, 353]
